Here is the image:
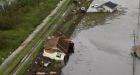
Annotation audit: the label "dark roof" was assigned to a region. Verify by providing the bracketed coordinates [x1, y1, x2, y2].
[44, 36, 74, 53]
[103, 1, 118, 9]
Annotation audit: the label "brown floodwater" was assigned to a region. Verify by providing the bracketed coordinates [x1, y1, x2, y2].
[62, 0, 140, 75]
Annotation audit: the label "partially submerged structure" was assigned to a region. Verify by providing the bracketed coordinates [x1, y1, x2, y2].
[43, 36, 74, 61]
[132, 45, 140, 58]
[87, 1, 118, 13]
[25, 36, 74, 75]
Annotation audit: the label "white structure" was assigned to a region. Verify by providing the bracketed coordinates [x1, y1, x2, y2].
[101, 1, 118, 12]
[132, 45, 140, 58]
[87, 1, 118, 13]
[43, 36, 74, 61]
[43, 49, 66, 61]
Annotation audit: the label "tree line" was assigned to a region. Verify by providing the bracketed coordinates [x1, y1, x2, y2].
[0, 0, 40, 30]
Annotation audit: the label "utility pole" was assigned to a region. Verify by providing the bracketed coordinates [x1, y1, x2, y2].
[132, 31, 136, 75]
[137, 0, 140, 44]
[133, 0, 140, 74]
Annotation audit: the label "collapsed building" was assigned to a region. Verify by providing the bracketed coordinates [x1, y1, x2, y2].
[87, 1, 118, 13]
[43, 36, 74, 61]
[25, 36, 74, 75]
[132, 45, 140, 58]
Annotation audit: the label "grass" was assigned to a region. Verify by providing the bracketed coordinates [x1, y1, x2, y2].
[0, 0, 92, 74]
[16, 43, 43, 75]
[0, 0, 59, 64]
[0, 0, 72, 75]
[15, 0, 92, 75]
[13, 1, 72, 75]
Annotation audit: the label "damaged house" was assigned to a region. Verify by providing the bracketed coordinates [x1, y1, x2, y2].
[43, 36, 74, 61]
[88, 1, 118, 12]
[132, 45, 140, 58]
[99, 1, 118, 12]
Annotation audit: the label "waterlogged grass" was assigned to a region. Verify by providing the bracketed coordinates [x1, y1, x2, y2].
[0, 0, 60, 64]
[76, 10, 126, 32]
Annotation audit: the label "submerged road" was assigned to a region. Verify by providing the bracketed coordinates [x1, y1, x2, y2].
[62, 0, 140, 75]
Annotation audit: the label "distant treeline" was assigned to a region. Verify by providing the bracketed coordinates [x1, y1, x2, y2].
[0, 0, 41, 30]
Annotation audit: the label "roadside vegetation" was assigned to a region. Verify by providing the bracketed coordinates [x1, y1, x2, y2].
[0, 0, 92, 74]
[21, 0, 92, 75]
[0, 0, 60, 64]
[0, 0, 71, 75]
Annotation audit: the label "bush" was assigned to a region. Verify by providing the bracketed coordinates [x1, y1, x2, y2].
[0, 0, 42, 30]
[0, 36, 7, 49]
[0, 14, 18, 30]
[0, 0, 59, 65]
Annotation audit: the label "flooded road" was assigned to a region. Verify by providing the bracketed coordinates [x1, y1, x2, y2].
[62, 0, 140, 75]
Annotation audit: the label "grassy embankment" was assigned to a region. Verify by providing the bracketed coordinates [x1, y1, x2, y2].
[15, 0, 73, 75]
[0, 0, 59, 64]
[18, 0, 92, 75]
[0, 0, 71, 75]
[0, 0, 92, 74]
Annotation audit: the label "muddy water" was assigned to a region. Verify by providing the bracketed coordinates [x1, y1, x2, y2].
[62, 0, 140, 75]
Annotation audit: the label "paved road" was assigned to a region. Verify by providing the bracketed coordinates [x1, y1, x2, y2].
[62, 0, 140, 75]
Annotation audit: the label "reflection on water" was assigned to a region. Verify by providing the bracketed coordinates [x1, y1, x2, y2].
[62, 0, 140, 75]
[73, 8, 126, 37]
[62, 3, 136, 75]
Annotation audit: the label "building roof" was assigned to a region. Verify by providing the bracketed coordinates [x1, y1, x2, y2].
[102, 1, 118, 9]
[44, 36, 73, 53]
[132, 45, 140, 57]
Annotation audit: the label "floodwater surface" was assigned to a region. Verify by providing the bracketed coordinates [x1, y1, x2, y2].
[62, 0, 140, 75]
